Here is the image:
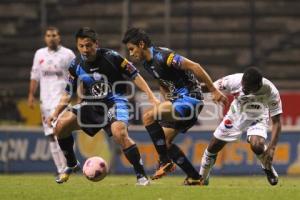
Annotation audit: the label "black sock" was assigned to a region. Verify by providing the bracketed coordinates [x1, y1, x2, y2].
[57, 134, 77, 167]
[145, 121, 170, 163]
[123, 144, 147, 179]
[168, 144, 200, 180]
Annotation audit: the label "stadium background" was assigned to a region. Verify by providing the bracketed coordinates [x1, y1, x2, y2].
[0, 0, 300, 176]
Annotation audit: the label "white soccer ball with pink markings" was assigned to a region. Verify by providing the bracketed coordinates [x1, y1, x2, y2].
[83, 156, 108, 182]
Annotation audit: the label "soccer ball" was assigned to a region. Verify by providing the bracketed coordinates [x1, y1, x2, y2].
[83, 156, 108, 182]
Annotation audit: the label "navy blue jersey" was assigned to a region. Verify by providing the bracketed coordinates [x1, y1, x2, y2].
[66, 48, 138, 101]
[142, 46, 201, 97]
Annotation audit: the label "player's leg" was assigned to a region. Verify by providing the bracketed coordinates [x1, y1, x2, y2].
[163, 127, 201, 184]
[54, 110, 81, 183]
[110, 121, 149, 185]
[42, 109, 66, 174]
[47, 134, 66, 174]
[199, 136, 227, 185]
[247, 124, 279, 185]
[143, 101, 175, 173]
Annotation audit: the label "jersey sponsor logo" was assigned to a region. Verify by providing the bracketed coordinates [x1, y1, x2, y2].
[224, 119, 233, 129]
[42, 70, 63, 77]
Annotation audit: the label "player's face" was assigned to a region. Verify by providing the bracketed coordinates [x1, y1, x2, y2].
[77, 37, 98, 62]
[44, 30, 60, 50]
[126, 42, 144, 62]
[242, 80, 262, 95]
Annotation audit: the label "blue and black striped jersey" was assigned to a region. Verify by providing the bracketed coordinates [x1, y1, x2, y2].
[142, 46, 201, 96]
[66, 48, 138, 101]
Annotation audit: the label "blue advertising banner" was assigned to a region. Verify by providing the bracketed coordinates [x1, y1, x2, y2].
[1, 128, 300, 175]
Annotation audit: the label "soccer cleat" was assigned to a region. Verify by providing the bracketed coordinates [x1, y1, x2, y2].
[56, 161, 81, 184]
[183, 177, 203, 186]
[262, 165, 279, 186]
[151, 161, 176, 180]
[136, 176, 150, 186]
[200, 176, 210, 186]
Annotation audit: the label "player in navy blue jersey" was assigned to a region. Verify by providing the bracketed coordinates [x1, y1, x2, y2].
[47, 27, 159, 186]
[123, 28, 228, 185]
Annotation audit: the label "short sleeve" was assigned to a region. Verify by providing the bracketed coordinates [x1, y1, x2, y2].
[65, 59, 78, 96]
[30, 51, 41, 81]
[107, 50, 139, 79]
[213, 74, 243, 94]
[166, 52, 183, 69]
[268, 83, 283, 117]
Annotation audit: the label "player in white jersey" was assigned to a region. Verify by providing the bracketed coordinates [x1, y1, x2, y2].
[27, 27, 75, 176]
[199, 67, 282, 186]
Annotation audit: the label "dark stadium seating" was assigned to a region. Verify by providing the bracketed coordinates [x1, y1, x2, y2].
[0, 0, 300, 99]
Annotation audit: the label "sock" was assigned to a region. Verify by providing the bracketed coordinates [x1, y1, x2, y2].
[123, 144, 147, 179]
[145, 121, 170, 163]
[199, 149, 217, 180]
[49, 140, 67, 173]
[57, 134, 77, 167]
[168, 144, 200, 179]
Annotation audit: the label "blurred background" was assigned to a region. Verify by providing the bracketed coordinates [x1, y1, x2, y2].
[0, 0, 300, 176]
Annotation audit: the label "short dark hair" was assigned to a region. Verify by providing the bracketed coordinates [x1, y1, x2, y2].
[75, 27, 98, 42]
[122, 27, 152, 47]
[242, 67, 263, 88]
[45, 26, 60, 35]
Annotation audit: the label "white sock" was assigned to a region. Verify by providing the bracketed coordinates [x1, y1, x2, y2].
[49, 140, 67, 173]
[199, 149, 217, 180]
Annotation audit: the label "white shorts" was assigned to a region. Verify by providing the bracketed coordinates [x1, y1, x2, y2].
[213, 116, 268, 142]
[41, 107, 54, 136]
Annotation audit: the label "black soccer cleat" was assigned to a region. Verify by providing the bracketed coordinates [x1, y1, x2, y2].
[262, 166, 278, 186]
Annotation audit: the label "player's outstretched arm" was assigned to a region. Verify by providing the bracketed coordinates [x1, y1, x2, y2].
[180, 58, 228, 106]
[132, 74, 160, 106]
[47, 92, 71, 127]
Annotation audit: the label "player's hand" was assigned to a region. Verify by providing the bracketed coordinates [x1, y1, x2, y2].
[47, 114, 58, 128]
[211, 89, 228, 106]
[150, 96, 161, 107]
[27, 94, 35, 109]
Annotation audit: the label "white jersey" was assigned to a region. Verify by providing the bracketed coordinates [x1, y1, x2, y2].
[30, 46, 75, 109]
[214, 73, 282, 130]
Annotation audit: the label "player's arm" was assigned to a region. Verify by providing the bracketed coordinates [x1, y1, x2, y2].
[180, 57, 228, 105]
[112, 51, 160, 106]
[28, 80, 38, 109]
[47, 92, 72, 127]
[28, 51, 40, 109]
[264, 114, 282, 164]
[132, 74, 160, 106]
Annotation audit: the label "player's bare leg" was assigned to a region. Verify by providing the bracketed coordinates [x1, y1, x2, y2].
[249, 136, 278, 185]
[199, 136, 227, 185]
[54, 111, 81, 184]
[143, 102, 176, 180]
[111, 121, 149, 186]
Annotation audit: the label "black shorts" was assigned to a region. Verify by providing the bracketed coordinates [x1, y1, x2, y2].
[70, 100, 129, 137]
[159, 104, 203, 133]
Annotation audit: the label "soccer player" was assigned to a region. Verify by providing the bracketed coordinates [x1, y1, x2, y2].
[28, 26, 75, 176]
[122, 28, 228, 185]
[199, 67, 282, 186]
[47, 27, 159, 186]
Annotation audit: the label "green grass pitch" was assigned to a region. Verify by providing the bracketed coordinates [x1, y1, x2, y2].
[0, 174, 299, 200]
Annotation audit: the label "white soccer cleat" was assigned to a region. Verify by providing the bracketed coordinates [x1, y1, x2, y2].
[136, 176, 150, 186]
